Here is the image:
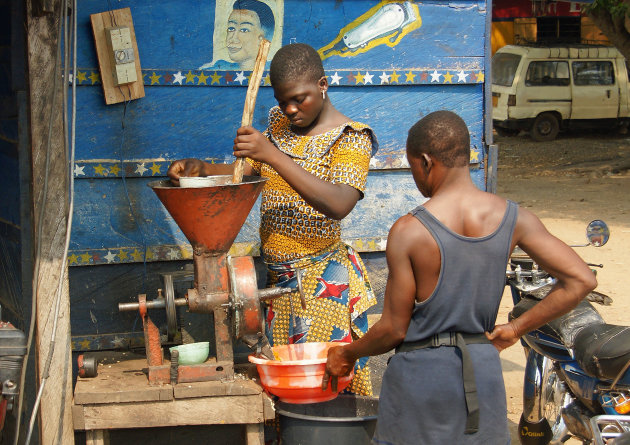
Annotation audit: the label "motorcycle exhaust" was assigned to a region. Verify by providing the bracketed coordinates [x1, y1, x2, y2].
[561, 400, 593, 442]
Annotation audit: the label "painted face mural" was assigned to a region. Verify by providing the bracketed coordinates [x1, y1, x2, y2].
[226, 9, 266, 68]
[200, 0, 281, 71]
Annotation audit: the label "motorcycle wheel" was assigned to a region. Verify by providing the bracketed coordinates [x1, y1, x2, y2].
[541, 357, 572, 444]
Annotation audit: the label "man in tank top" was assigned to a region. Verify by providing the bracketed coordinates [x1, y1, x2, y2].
[323, 110, 597, 444]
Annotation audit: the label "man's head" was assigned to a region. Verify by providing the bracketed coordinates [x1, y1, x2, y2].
[269, 43, 325, 87]
[406, 111, 470, 195]
[226, 0, 275, 67]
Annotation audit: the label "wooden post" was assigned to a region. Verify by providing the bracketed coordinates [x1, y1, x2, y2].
[26, 0, 74, 443]
[232, 39, 271, 184]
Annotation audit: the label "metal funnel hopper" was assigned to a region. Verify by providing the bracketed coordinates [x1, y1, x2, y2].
[149, 175, 267, 255]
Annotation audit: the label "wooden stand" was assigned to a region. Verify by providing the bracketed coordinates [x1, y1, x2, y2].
[72, 356, 274, 445]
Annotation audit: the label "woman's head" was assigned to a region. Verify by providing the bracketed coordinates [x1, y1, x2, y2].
[269, 44, 327, 128]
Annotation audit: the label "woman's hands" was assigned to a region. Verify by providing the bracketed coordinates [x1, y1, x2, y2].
[233, 126, 279, 164]
[167, 158, 209, 185]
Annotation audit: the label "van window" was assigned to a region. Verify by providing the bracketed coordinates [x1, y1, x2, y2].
[525, 61, 570, 86]
[492, 53, 521, 86]
[572, 61, 615, 86]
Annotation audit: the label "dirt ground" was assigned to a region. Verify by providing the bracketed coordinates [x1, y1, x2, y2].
[494, 128, 630, 443]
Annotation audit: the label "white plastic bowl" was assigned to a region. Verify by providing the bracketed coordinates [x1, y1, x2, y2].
[169, 342, 210, 365]
[178, 176, 215, 188]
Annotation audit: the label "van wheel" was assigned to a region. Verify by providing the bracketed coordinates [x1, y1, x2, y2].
[531, 113, 559, 142]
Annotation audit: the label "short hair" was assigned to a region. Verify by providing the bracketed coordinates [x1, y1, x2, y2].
[270, 43, 325, 86]
[232, 0, 275, 41]
[406, 111, 470, 168]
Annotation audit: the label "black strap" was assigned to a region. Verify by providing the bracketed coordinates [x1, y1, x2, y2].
[395, 332, 491, 434]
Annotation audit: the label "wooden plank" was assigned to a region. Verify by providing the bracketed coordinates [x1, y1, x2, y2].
[81, 395, 264, 429]
[74, 358, 172, 405]
[173, 379, 262, 399]
[90, 8, 144, 105]
[86, 430, 110, 445]
[25, 0, 75, 443]
[72, 405, 86, 431]
[245, 423, 264, 445]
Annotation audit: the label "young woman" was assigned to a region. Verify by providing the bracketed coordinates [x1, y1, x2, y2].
[168, 43, 378, 395]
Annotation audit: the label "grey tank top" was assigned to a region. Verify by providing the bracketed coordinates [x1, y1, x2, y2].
[404, 200, 518, 342]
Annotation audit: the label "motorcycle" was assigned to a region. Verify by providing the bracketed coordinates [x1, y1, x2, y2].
[507, 220, 630, 445]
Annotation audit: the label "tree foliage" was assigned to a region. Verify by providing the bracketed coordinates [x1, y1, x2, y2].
[584, 0, 630, 60]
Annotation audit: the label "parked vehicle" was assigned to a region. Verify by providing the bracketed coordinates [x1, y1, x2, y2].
[508, 220, 630, 445]
[492, 45, 630, 141]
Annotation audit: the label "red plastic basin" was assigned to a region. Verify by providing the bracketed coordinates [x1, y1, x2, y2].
[249, 342, 353, 404]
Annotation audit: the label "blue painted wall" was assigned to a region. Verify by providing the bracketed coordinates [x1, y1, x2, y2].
[15, 0, 490, 349]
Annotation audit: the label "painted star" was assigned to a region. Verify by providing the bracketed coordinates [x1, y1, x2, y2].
[93, 164, 107, 176]
[457, 70, 469, 83]
[76, 70, 87, 83]
[104, 251, 117, 263]
[111, 336, 127, 348]
[167, 248, 179, 260]
[405, 71, 416, 83]
[185, 70, 197, 84]
[234, 71, 247, 85]
[197, 71, 209, 85]
[355, 71, 365, 84]
[173, 71, 184, 84]
[476, 71, 484, 82]
[263, 74, 271, 86]
[68, 254, 79, 265]
[470, 150, 480, 162]
[390, 71, 400, 83]
[369, 157, 380, 168]
[150, 162, 161, 175]
[80, 252, 92, 264]
[379, 72, 390, 84]
[211, 71, 222, 85]
[443, 72, 454, 83]
[419, 72, 428, 82]
[378, 238, 387, 250]
[363, 72, 374, 84]
[80, 339, 92, 350]
[430, 70, 441, 83]
[163, 73, 173, 83]
[89, 71, 100, 84]
[346, 72, 355, 83]
[135, 163, 148, 175]
[74, 164, 85, 176]
[145, 249, 154, 260]
[330, 72, 342, 85]
[109, 164, 121, 176]
[118, 250, 129, 260]
[150, 72, 161, 85]
[131, 249, 144, 262]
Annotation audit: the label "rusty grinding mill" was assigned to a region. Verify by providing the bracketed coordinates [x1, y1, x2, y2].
[117, 40, 291, 385]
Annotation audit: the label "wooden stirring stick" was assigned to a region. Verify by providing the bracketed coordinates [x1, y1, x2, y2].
[232, 39, 271, 184]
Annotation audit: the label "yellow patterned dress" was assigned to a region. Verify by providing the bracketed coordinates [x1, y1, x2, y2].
[247, 106, 378, 395]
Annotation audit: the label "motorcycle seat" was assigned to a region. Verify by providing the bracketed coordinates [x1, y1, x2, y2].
[509, 296, 604, 349]
[573, 324, 630, 381]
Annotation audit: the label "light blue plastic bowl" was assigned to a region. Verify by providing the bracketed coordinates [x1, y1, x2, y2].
[169, 341, 210, 365]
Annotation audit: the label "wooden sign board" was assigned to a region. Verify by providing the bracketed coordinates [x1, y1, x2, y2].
[90, 7, 145, 104]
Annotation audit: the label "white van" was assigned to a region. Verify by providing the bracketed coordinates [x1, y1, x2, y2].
[492, 45, 630, 141]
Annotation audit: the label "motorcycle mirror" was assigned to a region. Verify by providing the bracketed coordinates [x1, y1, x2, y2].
[586, 219, 609, 247]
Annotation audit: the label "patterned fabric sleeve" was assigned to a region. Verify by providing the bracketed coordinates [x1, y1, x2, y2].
[329, 128, 374, 198]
